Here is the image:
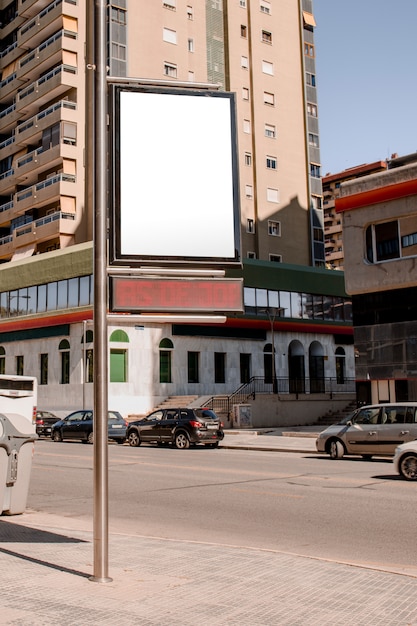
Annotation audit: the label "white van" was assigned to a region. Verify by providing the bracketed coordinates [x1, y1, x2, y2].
[316, 403, 417, 459]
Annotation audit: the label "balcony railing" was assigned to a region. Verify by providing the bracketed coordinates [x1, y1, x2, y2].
[16, 99, 76, 137]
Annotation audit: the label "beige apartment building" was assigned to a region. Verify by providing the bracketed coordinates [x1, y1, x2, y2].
[0, 0, 324, 267]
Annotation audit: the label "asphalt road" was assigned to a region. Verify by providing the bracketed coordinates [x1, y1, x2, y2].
[28, 439, 417, 574]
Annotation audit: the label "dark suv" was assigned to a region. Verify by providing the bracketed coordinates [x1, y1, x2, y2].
[127, 408, 224, 449]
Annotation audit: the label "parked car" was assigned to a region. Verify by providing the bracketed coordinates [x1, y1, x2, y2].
[316, 403, 417, 459]
[35, 410, 59, 438]
[51, 410, 127, 444]
[127, 408, 224, 449]
[394, 441, 417, 480]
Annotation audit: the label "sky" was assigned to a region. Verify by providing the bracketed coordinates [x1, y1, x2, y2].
[313, 0, 417, 176]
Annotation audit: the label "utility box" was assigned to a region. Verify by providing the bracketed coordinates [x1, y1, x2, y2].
[233, 404, 252, 429]
[0, 413, 37, 515]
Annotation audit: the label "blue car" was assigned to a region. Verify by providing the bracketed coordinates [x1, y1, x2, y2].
[51, 410, 127, 444]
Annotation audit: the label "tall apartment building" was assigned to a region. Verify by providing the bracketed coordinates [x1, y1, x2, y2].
[0, 0, 324, 266]
[322, 161, 388, 270]
[0, 1, 355, 421]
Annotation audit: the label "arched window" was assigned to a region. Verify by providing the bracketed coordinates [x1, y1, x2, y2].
[0, 346, 5, 375]
[288, 340, 305, 394]
[309, 341, 325, 393]
[159, 338, 173, 383]
[109, 329, 129, 382]
[59, 339, 70, 384]
[109, 329, 129, 343]
[335, 347, 346, 384]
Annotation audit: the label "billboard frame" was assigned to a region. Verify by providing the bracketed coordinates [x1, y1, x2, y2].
[108, 83, 241, 268]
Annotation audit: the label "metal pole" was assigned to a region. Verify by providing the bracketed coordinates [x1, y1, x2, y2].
[269, 311, 278, 394]
[90, 0, 111, 583]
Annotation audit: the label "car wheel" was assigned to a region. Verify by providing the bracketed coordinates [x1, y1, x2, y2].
[87, 431, 94, 444]
[128, 430, 141, 447]
[53, 430, 62, 442]
[174, 432, 190, 449]
[399, 453, 417, 480]
[329, 439, 344, 459]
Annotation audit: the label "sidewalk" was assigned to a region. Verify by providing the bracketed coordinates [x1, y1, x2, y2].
[2, 429, 417, 625]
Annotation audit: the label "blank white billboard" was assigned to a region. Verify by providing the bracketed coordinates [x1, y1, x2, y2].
[109, 86, 241, 267]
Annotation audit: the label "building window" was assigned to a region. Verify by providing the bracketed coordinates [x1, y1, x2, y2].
[111, 7, 127, 24]
[188, 351, 199, 383]
[188, 70, 194, 81]
[187, 5, 193, 19]
[308, 133, 319, 147]
[310, 163, 321, 178]
[268, 220, 281, 236]
[159, 338, 173, 383]
[16, 355, 24, 376]
[40, 353, 48, 385]
[245, 184, 253, 198]
[241, 56, 249, 69]
[304, 43, 315, 57]
[164, 62, 177, 77]
[307, 102, 318, 117]
[247, 218, 255, 233]
[262, 30, 272, 44]
[188, 38, 194, 52]
[240, 353, 251, 384]
[214, 352, 226, 384]
[265, 124, 276, 138]
[267, 187, 279, 203]
[110, 349, 127, 382]
[306, 72, 316, 87]
[85, 349, 94, 383]
[243, 119, 251, 133]
[263, 91, 275, 106]
[163, 28, 177, 44]
[269, 254, 282, 263]
[242, 87, 249, 100]
[240, 0, 246, 7]
[111, 42, 126, 60]
[262, 60, 274, 75]
[241, 24, 247, 38]
[247, 251, 256, 259]
[260, 0, 271, 14]
[0, 347, 5, 375]
[266, 155, 277, 170]
[163, 0, 176, 8]
[59, 339, 70, 384]
[244, 152, 252, 166]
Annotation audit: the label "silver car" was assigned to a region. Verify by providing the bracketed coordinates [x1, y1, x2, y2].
[393, 441, 417, 480]
[316, 403, 417, 459]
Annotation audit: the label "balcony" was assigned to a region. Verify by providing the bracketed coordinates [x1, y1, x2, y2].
[14, 173, 76, 213]
[15, 99, 77, 146]
[0, 200, 14, 228]
[17, 29, 78, 83]
[18, 0, 72, 50]
[0, 169, 16, 195]
[0, 42, 22, 71]
[0, 71, 26, 103]
[18, 0, 55, 19]
[16, 64, 78, 113]
[13, 210, 77, 247]
[0, 103, 23, 134]
[0, 235, 14, 260]
[0, 135, 16, 161]
[16, 141, 76, 185]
